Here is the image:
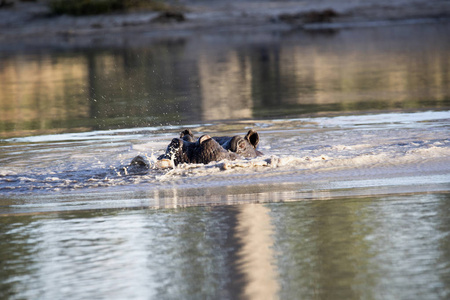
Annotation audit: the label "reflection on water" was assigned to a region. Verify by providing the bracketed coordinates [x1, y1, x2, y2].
[1, 193, 449, 299]
[234, 204, 279, 299]
[0, 54, 90, 136]
[1, 22, 450, 137]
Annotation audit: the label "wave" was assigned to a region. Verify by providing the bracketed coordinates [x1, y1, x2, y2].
[1, 111, 449, 197]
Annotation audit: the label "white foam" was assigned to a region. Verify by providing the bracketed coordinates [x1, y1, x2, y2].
[1, 111, 449, 197]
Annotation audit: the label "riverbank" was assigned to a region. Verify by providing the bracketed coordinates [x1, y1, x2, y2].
[1, 0, 449, 50]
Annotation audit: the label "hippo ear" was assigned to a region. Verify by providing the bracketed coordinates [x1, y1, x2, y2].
[199, 135, 211, 144]
[180, 129, 195, 142]
[180, 129, 192, 137]
[245, 130, 259, 148]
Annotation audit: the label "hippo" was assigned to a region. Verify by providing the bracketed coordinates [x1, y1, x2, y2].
[179, 129, 262, 158]
[130, 129, 263, 169]
[158, 134, 240, 166]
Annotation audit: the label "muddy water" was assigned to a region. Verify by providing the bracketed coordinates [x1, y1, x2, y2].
[1, 21, 450, 299]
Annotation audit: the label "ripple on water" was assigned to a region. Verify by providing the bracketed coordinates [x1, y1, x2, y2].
[0, 111, 449, 210]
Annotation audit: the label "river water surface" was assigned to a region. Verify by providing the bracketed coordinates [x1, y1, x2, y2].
[1, 22, 450, 299]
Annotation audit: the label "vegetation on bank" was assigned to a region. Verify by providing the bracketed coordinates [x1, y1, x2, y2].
[48, 0, 175, 16]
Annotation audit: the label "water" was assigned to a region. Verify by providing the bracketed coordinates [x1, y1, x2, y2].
[1, 22, 449, 137]
[1, 21, 450, 299]
[1, 194, 449, 299]
[1, 110, 449, 209]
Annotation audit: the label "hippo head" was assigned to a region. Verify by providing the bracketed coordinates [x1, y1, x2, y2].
[158, 134, 238, 166]
[216, 129, 262, 158]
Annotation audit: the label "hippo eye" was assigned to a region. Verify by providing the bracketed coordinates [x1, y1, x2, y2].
[230, 136, 243, 152]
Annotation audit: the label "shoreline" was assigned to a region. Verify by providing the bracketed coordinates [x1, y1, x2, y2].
[1, 0, 450, 50]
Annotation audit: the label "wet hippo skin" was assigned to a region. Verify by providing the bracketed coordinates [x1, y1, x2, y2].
[179, 129, 262, 159]
[213, 129, 262, 158]
[158, 134, 240, 165]
[132, 129, 263, 168]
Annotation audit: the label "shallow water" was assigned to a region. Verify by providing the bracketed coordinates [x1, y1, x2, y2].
[1, 21, 450, 299]
[1, 110, 449, 299]
[1, 110, 449, 213]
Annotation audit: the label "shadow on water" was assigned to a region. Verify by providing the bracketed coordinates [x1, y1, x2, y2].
[1, 193, 449, 299]
[1, 22, 449, 138]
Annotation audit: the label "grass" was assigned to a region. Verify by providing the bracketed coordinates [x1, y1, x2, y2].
[48, 0, 174, 16]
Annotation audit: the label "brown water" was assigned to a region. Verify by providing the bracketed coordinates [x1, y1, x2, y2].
[1, 21, 450, 299]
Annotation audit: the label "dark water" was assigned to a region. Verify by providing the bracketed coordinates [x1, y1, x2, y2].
[1, 194, 449, 299]
[1, 22, 449, 138]
[1, 21, 450, 299]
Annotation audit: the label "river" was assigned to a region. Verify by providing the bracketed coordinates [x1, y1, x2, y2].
[1, 21, 450, 299]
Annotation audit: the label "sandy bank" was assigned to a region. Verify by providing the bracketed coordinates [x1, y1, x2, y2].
[1, 0, 449, 49]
